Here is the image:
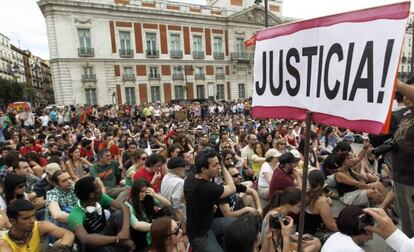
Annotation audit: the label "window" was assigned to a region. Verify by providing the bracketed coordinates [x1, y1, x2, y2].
[196, 85, 205, 99]
[83, 66, 93, 76]
[236, 38, 244, 53]
[174, 86, 185, 99]
[195, 67, 203, 74]
[217, 84, 225, 100]
[193, 35, 203, 52]
[124, 67, 133, 74]
[119, 31, 131, 50]
[149, 67, 159, 78]
[170, 34, 180, 51]
[146, 33, 157, 52]
[151, 86, 161, 102]
[213, 37, 222, 53]
[238, 83, 245, 98]
[173, 66, 182, 75]
[216, 67, 224, 74]
[125, 87, 136, 105]
[85, 88, 97, 105]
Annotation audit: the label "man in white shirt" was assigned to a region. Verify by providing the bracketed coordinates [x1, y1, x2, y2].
[364, 208, 414, 252]
[160, 157, 186, 222]
[322, 206, 373, 252]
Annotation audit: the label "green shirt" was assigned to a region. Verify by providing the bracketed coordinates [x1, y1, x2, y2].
[67, 193, 113, 231]
[90, 161, 119, 188]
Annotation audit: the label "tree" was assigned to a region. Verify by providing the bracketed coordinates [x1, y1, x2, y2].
[0, 78, 37, 108]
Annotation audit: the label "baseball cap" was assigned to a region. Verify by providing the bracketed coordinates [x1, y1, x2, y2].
[279, 152, 299, 165]
[167, 157, 187, 169]
[289, 149, 302, 161]
[45, 163, 61, 176]
[265, 148, 281, 159]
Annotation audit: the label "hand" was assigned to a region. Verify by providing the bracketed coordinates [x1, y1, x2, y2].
[280, 216, 294, 239]
[146, 187, 156, 197]
[257, 208, 263, 216]
[153, 171, 162, 182]
[116, 228, 129, 243]
[245, 207, 259, 215]
[363, 208, 397, 239]
[119, 239, 135, 251]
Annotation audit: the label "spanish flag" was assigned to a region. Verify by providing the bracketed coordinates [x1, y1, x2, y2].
[244, 34, 256, 47]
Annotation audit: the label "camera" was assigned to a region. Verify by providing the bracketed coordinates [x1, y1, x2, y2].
[269, 213, 289, 230]
[357, 213, 374, 230]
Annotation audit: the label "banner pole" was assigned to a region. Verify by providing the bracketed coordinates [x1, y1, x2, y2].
[297, 111, 313, 252]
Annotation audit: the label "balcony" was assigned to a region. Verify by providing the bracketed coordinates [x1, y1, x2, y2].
[216, 73, 225, 79]
[195, 73, 205, 80]
[170, 50, 183, 59]
[172, 72, 184, 80]
[119, 48, 134, 58]
[213, 52, 224, 60]
[148, 73, 161, 80]
[146, 49, 159, 58]
[122, 74, 136, 81]
[193, 51, 205, 59]
[82, 74, 96, 82]
[78, 47, 94, 57]
[231, 52, 253, 62]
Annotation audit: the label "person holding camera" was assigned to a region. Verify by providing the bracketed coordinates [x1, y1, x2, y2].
[322, 206, 373, 252]
[261, 187, 321, 252]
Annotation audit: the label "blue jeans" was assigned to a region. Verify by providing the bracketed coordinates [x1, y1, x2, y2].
[189, 217, 235, 252]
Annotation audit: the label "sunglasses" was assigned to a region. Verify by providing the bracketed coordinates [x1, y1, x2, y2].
[225, 157, 233, 161]
[168, 222, 182, 236]
[231, 173, 240, 178]
[141, 157, 147, 161]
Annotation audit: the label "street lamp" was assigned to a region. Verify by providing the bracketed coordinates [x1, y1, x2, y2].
[254, 0, 268, 27]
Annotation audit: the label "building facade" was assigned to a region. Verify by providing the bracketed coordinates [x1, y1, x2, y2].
[38, 0, 284, 106]
[0, 33, 26, 83]
[399, 12, 414, 80]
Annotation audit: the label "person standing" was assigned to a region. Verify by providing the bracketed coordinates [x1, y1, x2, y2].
[184, 149, 236, 252]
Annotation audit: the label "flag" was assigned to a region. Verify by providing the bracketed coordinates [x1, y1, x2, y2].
[244, 34, 256, 47]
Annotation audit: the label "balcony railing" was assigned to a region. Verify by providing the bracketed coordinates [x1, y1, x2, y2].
[231, 52, 253, 62]
[195, 73, 205, 80]
[122, 74, 136, 81]
[119, 48, 134, 58]
[146, 49, 159, 58]
[170, 50, 183, 59]
[82, 74, 96, 82]
[193, 51, 205, 59]
[213, 52, 224, 60]
[215, 73, 225, 79]
[78, 47, 94, 57]
[172, 72, 184, 80]
[148, 74, 161, 80]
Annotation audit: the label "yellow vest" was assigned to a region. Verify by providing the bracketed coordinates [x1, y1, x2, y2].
[2, 221, 41, 252]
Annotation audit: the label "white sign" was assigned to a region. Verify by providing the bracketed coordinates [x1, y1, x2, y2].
[252, 2, 410, 134]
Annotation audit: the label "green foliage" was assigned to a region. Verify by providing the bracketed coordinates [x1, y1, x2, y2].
[0, 78, 37, 107]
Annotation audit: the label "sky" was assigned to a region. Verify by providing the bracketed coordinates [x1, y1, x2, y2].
[0, 0, 412, 59]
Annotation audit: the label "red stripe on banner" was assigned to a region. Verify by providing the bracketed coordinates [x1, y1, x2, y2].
[252, 106, 385, 134]
[257, 2, 410, 41]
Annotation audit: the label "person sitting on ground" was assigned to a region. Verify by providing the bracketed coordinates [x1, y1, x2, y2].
[304, 170, 338, 243]
[322, 206, 373, 252]
[258, 148, 281, 204]
[0, 199, 75, 252]
[160, 157, 186, 224]
[215, 165, 262, 218]
[45, 170, 77, 227]
[251, 142, 266, 178]
[67, 176, 134, 252]
[12, 158, 40, 201]
[133, 153, 166, 193]
[149, 216, 186, 252]
[335, 141, 394, 209]
[126, 179, 171, 251]
[262, 187, 321, 252]
[65, 145, 92, 181]
[224, 213, 261, 252]
[125, 149, 147, 187]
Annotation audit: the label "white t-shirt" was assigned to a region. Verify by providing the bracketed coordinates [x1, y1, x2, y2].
[258, 162, 273, 187]
[39, 115, 50, 127]
[321, 232, 364, 252]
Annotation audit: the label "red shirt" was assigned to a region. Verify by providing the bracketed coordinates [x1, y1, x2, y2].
[98, 143, 121, 159]
[80, 146, 94, 159]
[269, 168, 295, 200]
[20, 144, 43, 156]
[133, 167, 162, 193]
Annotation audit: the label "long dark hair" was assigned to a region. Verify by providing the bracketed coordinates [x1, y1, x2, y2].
[129, 179, 155, 222]
[305, 170, 325, 207]
[263, 187, 301, 217]
[150, 217, 172, 252]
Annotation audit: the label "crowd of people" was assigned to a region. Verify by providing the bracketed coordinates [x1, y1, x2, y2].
[0, 79, 412, 252]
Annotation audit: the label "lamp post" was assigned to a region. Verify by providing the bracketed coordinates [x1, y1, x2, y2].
[255, 0, 268, 28]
